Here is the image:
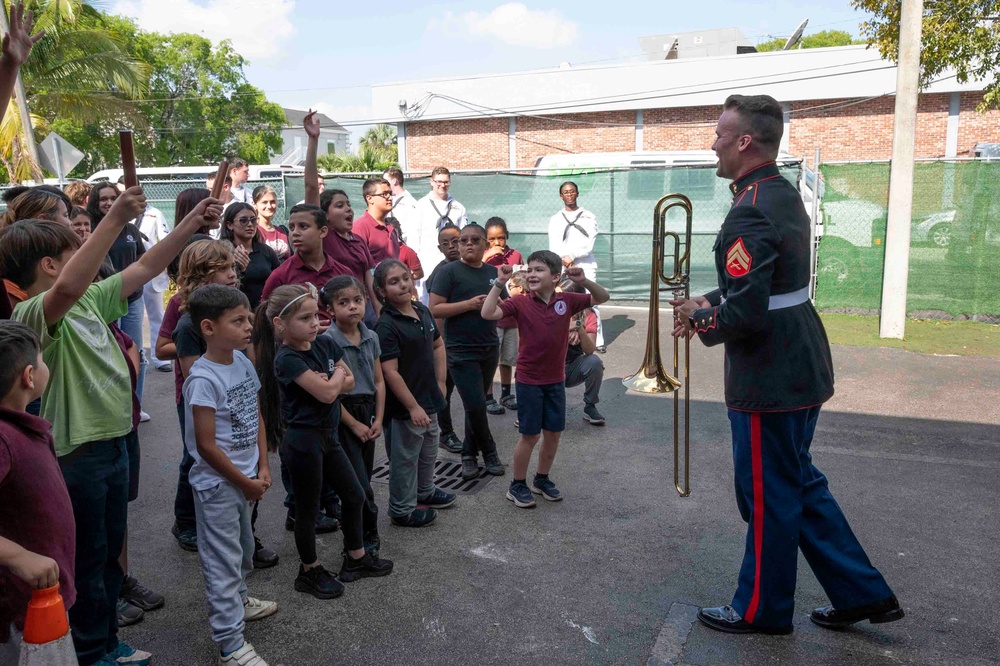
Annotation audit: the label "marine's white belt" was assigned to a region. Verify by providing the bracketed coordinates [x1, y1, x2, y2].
[719, 286, 810, 311]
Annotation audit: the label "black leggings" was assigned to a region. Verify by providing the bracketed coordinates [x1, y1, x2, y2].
[448, 346, 500, 459]
[281, 427, 365, 564]
[339, 396, 379, 537]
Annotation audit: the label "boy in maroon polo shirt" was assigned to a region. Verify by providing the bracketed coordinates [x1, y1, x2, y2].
[353, 178, 400, 263]
[261, 204, 353, 328]
[0, 321, 75, 658]
[481, 250, 609, 509]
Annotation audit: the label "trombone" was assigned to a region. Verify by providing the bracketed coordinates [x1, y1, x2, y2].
[622, 193, 692, 497]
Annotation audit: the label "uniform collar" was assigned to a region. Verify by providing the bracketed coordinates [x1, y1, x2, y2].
[326, 322, 374, 347]
[290, 250, 335, 273]
[382, 301, 427, 320]
[0, 404, 53, 442]
[730, 161, 780, 195]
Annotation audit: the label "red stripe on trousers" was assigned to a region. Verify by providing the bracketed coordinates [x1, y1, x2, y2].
[744, 412, 764, 623]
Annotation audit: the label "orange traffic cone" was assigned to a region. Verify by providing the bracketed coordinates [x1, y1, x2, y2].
[18, 584, 78, 665]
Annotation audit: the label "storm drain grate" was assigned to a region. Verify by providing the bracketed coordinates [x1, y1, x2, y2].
[369, 456, 496, 495]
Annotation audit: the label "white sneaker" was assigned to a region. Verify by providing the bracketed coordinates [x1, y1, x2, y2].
[219, 642, 268, 666]
[243, 596, 277, 622]
[139, 411, 151, 423]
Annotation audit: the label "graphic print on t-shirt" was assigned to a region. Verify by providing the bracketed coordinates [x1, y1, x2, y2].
[227, 371, 259, 452]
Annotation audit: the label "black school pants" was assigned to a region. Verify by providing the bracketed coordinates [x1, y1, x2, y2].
[339, 395, 379, 537]
[447, 346, 500, 459]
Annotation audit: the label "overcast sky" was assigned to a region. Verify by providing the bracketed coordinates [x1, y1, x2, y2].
[112, 0, 873, 146]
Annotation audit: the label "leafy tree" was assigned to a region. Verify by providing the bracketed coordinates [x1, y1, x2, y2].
[756, 29, 863, 52]
[853, 0, 1000, 111]
[48, 14, 285, 176]
[1, 0, 147, 181]
[317, 124, 397, 173]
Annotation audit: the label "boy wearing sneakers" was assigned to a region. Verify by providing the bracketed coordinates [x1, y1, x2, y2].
[0, 187, 219, 665]
[481, 251, 609, 509]
[184, 285, 277, 666]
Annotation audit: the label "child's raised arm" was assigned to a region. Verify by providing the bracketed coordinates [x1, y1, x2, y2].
[0, 3, 43, 128]
[566, 265, 610, 306]
[120, 197, 223, 299]
[303, 110, 321, 206]
[480, 264, 511, 321]
[42, 187, 146, 327]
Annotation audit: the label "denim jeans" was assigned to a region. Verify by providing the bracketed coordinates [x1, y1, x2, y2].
[118, 297, 147, 404]
[388, 414, 440, 517]
[447, 346, 500, 459]
[59, 438, 129, 666]
[282, 427, 365, 562]
[174, 402, 196, 530]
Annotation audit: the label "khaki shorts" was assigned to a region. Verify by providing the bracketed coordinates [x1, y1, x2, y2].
[498, 326, 519, 367]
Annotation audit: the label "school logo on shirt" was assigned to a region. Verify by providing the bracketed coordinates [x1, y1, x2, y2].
[726, 237, 752, 278]
[554, 300, 568, 316]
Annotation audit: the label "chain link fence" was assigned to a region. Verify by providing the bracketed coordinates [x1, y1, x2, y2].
[285, 164, 803, 298]
[816, 160, 1000, 323]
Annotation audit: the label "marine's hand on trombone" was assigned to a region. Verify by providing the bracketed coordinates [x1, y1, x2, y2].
[669, 296, 709, 339]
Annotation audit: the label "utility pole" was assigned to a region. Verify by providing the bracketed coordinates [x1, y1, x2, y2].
[0, 4, 42, 184]
[879, 0, 924, 339]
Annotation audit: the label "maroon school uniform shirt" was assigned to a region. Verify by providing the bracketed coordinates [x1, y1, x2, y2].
[0, 407, 76, 642]
[399, 243, 422, 277]
[485, 247, 523, 268]
[323, 231, 376, 285]
[497, 291, 591, 385]
[261, 251, 352, 326]
[353, 211, 399, 262]
[159, 294, 186, 405]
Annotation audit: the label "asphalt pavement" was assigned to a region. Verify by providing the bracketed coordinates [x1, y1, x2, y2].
[122, 304, 1000, 665]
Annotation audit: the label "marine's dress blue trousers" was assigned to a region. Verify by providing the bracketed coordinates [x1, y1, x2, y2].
[727, 406, 893, 629]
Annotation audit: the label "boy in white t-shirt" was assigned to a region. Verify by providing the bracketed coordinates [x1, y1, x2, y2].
[182, 284, 276, 666]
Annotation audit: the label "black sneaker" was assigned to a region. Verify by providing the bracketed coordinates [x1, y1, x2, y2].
[531, 475, 563, 502]
[294, 564, 344, 600]
[120, 575, 165, 611]
[583, 404, 606, 426]
[116, 598, 144, 627]
[390, 508, 437, 527]
[461, 456, 480, 480]
[171, 522, 198, 552]
[339, 552, 394, 582]
[439, 433, 463, 454]
[486, 399, 506, 415]
[419, 488, 457, 509]
[253, 537, 279, 569]
[483, 452, 505, 476]
[324, 501, 342, 523]
[506, 480, 536, 508]
[363, 530, 381, 559]
[285, 510, 340, 534]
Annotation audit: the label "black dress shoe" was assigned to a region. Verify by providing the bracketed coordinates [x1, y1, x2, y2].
[285, 510, 340, 534]
[253, 537, 279, 569]
[810, 596, 904, 629]
[697, 605, 793, 635]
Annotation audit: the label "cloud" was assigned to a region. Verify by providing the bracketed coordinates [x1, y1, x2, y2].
[428, 3, 578, 49]
[113, 0, 296, 60]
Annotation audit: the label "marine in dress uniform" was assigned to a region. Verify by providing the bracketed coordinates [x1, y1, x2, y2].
[673, 94, 904, 635]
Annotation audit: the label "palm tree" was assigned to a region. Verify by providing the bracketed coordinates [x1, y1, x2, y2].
[1, 0, 148, 181]
[359, 124, 396, 152]
[317, 144, 396, 173]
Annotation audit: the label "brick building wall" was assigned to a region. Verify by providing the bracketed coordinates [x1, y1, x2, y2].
[514, 111, 635, 168]
[403, 92, 1000, 170]
[406, 117, 509, 171]
[957, 91, 1000, 155]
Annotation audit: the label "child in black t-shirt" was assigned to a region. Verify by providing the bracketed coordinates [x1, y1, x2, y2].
[255, 283, 393, 600]
[374, 260, 455, 528]
[428, 224, 506, 481]
[425, 223, 464, 454]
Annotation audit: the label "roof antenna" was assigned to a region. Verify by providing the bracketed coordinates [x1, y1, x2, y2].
[783, 19, 809, 50]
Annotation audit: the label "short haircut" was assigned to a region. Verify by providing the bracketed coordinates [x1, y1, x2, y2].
[723, 94, 784, 150]
[0, 320, 40, 398]
[485, 216, 508, 237]
[509, 271, 528, 290]
[63, 181, 92, 207]
[430, 166, 450, 179]
[207, 173, 233, 187]
[526, 250, 562, 276]
[559, 181, 578, 194]
[461, 222, 486, 238]
[187, 284, 250, 331]
[362, 177, 390, 197]
[70, 206, 90, 220]
[2, 185, 29, 204]
[229, 157, 249, 171]
[320, 188, 349, 214]
[288, 203, 328, 228]
[384, 167, 404, 186]
[437, 223, 460, 241]
[0, 219, 82, 289]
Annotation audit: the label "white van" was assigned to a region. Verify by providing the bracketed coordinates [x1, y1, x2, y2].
[87, 164, 303, 183]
